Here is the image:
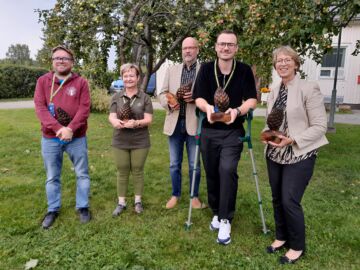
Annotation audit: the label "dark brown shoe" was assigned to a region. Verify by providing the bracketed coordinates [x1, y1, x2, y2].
[42, 212, 59, 229]
[78, 208, 91, 224]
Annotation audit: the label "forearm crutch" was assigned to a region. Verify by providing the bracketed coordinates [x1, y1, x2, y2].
[240, 109, 269, 234]
[185, 110, 205, 230]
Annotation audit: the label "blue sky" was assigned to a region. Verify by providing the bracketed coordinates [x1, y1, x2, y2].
[0, 0, 56, 59]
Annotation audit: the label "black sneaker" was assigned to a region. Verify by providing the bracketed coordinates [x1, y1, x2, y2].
[134, 202, 143, 214]
[78, 208, 91, 224]
[42, 211, 59, 229]
[112, 204, 126, 217]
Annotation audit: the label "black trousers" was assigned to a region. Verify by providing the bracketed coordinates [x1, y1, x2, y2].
[200, 128, 243, 222]
[266, 156, 316, 251]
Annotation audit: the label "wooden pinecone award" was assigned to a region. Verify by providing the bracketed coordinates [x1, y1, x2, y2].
[56, 107, 72, 126]
[210, 87, 231, 122]
[117, 100, 133, 121]
[260, 108, 285, 143]
[165, 82, 192, 108]
[176, 82, 192, 101]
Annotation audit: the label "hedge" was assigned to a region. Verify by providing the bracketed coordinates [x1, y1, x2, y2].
[0, 64, 48, 99]
[0, 64, 114, 113]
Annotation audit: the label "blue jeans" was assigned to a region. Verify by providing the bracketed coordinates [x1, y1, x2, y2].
[41, 137, 90, 212]
[168, 118, 201, 197]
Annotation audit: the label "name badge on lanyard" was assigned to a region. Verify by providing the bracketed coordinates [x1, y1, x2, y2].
[48, 73, 70, 117]
[48, 103, 55, 117]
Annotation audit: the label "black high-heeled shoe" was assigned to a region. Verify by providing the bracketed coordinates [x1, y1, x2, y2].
[279, 250, 305, 264]
[266, 242, 287, 254]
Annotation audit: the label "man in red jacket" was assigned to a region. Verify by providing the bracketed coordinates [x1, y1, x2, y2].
[34, 45, 91, 229]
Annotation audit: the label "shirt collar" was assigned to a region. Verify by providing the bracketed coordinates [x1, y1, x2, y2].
[119, 90, 140, 98]
[183, 61, 197, 71]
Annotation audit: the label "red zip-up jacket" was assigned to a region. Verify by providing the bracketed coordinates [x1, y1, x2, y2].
[34, 71, 91, 138]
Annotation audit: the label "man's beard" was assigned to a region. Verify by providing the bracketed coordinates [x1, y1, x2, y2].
[56, 69, 72, 76]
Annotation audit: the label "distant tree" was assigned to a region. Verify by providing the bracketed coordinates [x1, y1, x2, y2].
[35, 45, 52, 68]
[5, 44, 32, 65]
[0, 59, 10, 65]
[37, 0, 219, 90]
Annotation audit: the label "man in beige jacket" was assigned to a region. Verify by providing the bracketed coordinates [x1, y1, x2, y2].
[158, 37, 205, 209]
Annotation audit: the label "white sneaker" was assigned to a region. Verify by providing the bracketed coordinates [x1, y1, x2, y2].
[209, 215, 220, 231]
[217, 219, 231, 245]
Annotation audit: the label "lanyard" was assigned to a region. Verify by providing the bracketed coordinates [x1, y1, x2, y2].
[122, 95, 137, 107]
[50, 73, 70, 103]
[214, 59, 236, 91]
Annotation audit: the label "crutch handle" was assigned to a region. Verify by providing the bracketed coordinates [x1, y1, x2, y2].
[239, 109, 253, 148]
[195, 108, 205, 143]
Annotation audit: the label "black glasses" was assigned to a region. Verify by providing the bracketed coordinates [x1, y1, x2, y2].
[276, 58, 293, 65]
[52, 57, 73, 62]
[182, 46, 198, 51]
[216, 42, 237, 49]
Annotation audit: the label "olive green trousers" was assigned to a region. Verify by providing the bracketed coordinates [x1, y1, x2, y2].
[113, 147, 150, 197]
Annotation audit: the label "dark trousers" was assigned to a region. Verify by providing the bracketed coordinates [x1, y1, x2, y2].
[200, 128, 243, 222]
[266, 156, 316, 251]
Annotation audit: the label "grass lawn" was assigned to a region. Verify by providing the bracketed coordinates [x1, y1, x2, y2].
[0, 109, 359, 270]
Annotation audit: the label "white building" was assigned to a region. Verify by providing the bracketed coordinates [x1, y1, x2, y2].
[301, 19, 360, 108]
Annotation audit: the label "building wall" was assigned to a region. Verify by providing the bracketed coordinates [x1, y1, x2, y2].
[301, 21, 360, 105]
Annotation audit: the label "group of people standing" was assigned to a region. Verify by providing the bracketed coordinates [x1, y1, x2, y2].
[34, 29, 328, 265]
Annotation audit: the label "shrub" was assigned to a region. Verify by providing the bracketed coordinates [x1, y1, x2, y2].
[81, 68, 118, 90]
[0, 64, 48, 99]
[89, 82, 111, 113]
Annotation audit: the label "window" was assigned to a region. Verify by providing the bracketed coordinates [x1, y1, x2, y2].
[320, 70, 331, 77]
[319, 47, 346, 79]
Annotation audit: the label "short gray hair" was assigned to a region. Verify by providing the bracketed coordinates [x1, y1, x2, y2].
[120, 63, 140, 77]
[272, 46, 300, 71]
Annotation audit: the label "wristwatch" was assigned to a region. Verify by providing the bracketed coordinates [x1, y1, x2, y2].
[236, 107, 241, 117]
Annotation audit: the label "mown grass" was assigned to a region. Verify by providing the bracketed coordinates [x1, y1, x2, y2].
[0, 109, 359, 270]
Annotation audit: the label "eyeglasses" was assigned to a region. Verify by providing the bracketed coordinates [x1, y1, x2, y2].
[276, 58, 293, 64]
[182, 46, 198, 51]
[52, 57, 73, 62]
[216, 42, 237, 49]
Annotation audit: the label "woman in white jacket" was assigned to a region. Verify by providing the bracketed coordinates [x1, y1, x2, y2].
[262, 46, 328, 264]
